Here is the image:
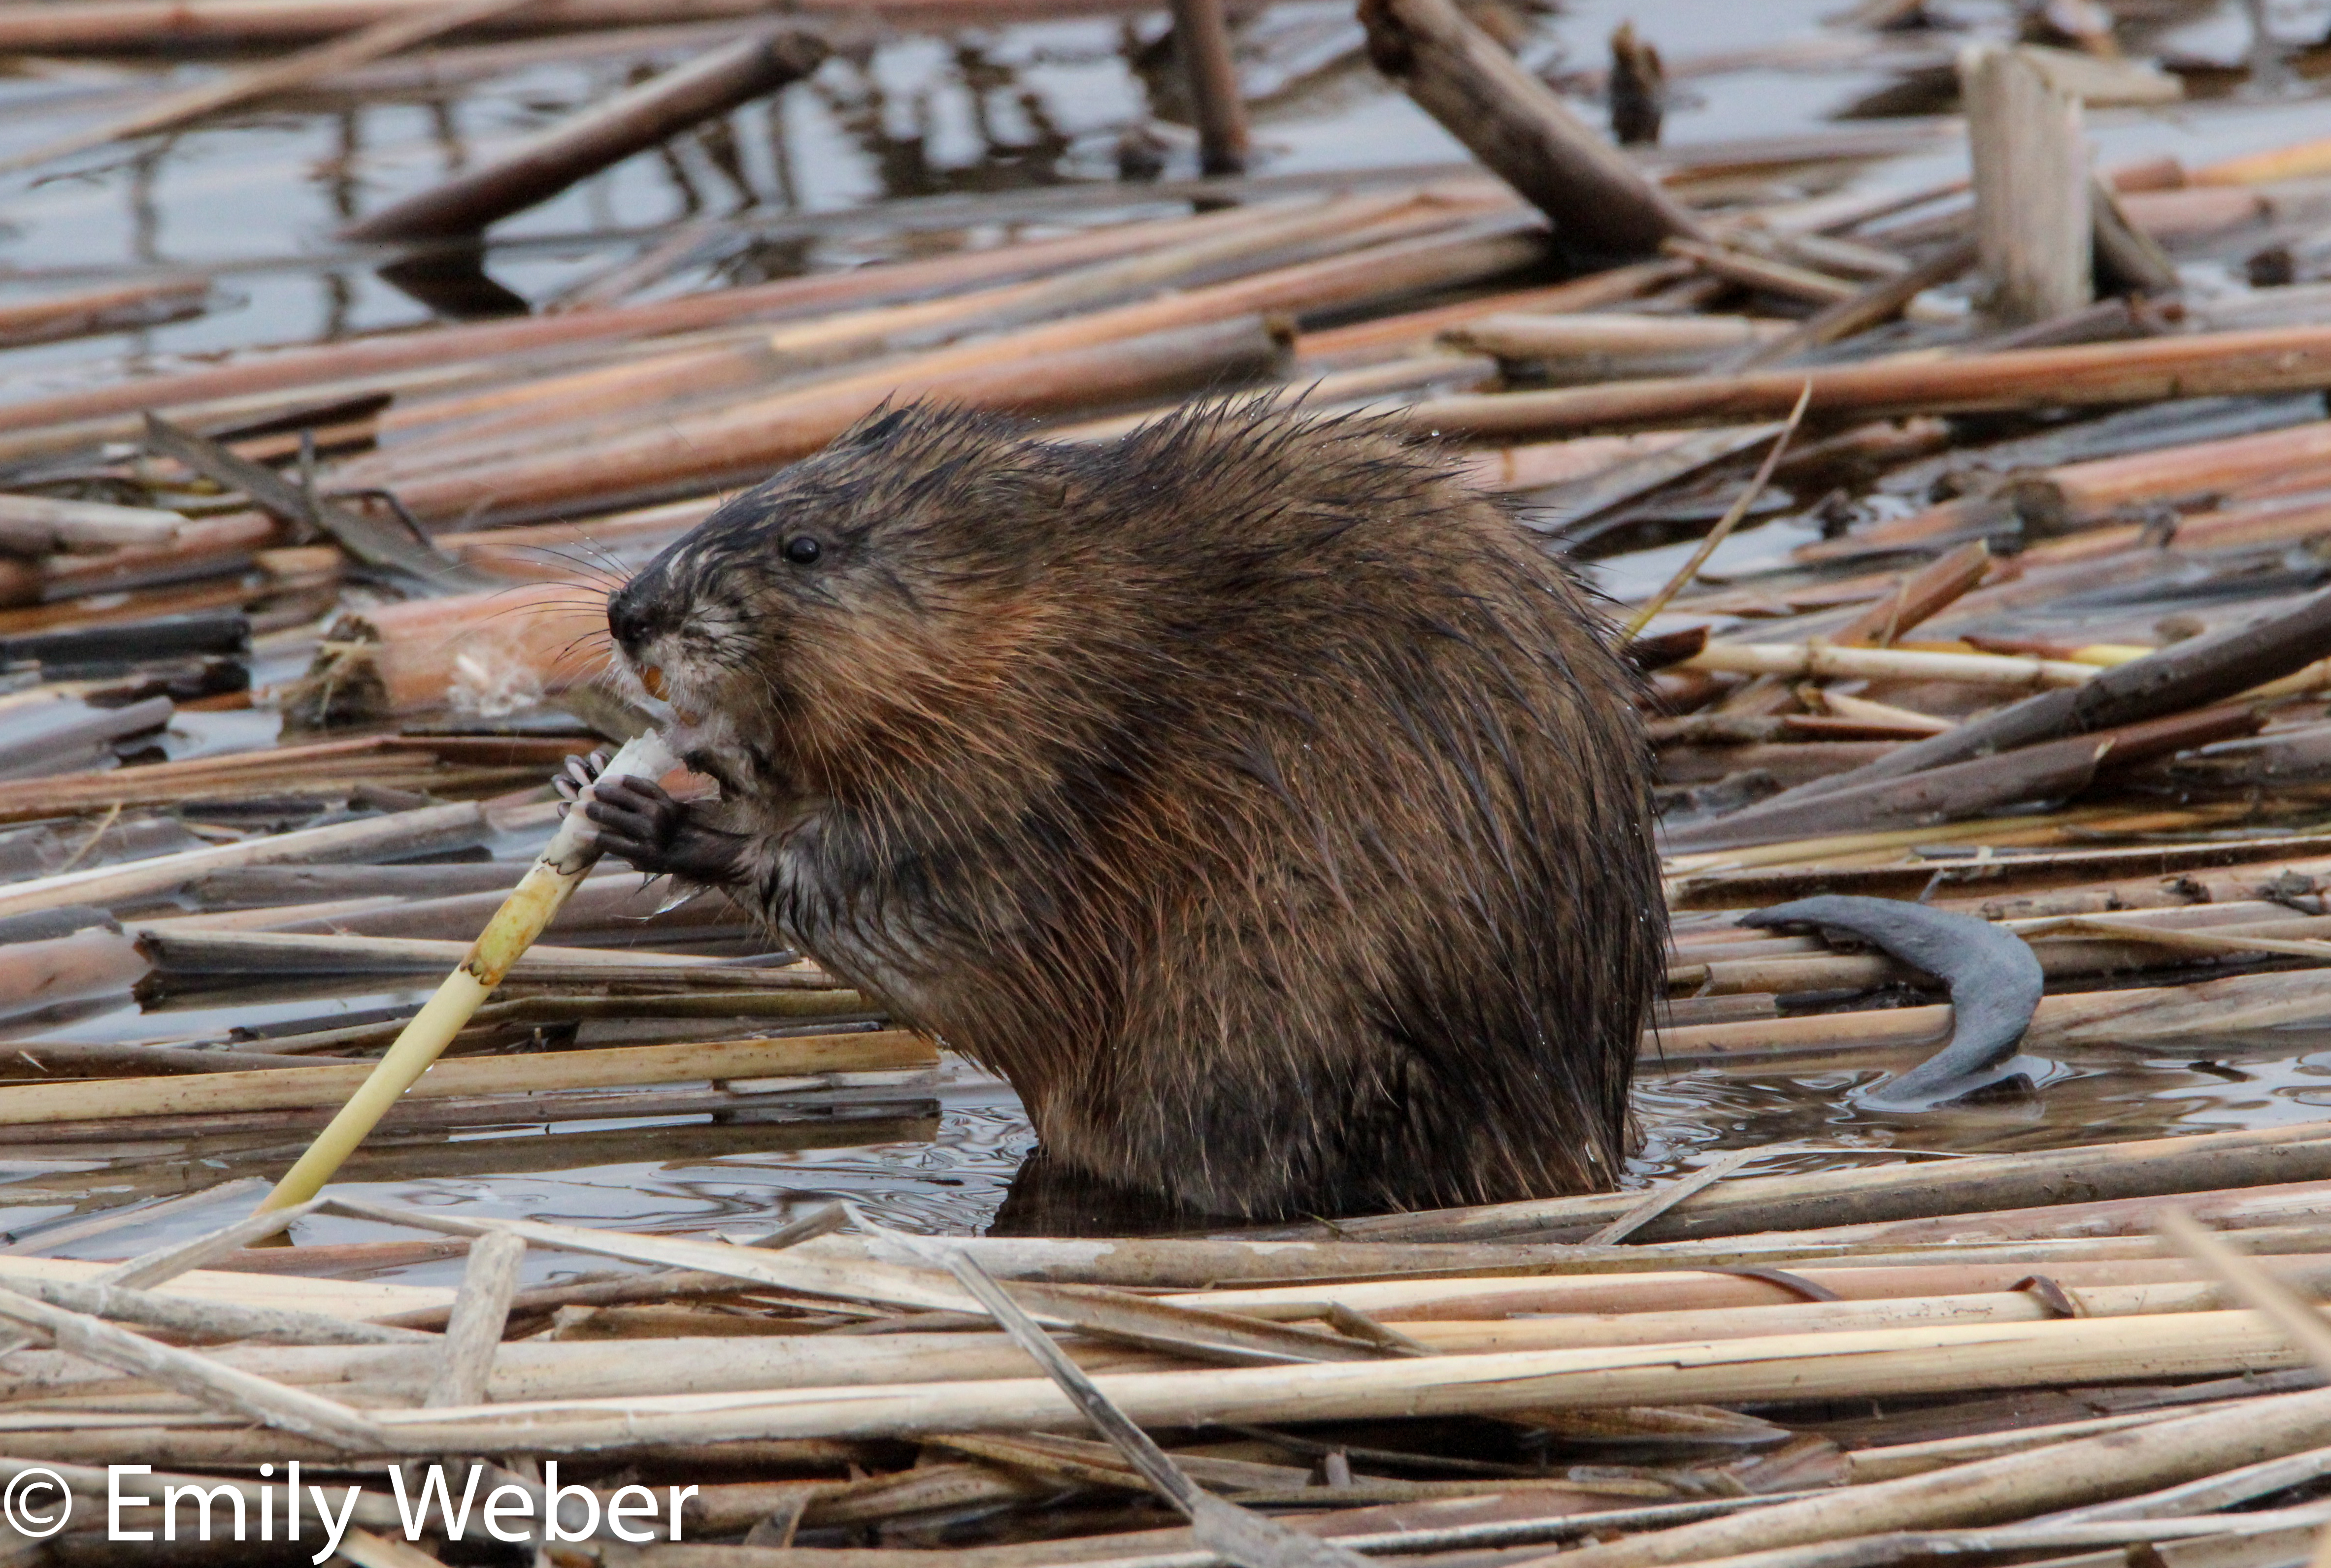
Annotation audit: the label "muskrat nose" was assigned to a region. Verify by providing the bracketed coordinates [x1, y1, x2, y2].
[606, 590, 649, 653]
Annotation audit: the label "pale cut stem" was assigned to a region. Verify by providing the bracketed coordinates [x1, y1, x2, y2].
[258, 730, 678, 1211]
[425, 1232, 527, 1408]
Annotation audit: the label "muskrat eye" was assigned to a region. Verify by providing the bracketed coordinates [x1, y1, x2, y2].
[783, 536, 822, 565]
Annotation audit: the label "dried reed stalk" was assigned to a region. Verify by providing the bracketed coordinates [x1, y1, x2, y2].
[259, 731, 677, 1209]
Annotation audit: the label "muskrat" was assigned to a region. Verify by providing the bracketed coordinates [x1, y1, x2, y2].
[585, 400, 1663, 1223]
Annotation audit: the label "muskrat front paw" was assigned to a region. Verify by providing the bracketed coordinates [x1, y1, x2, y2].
[553, 749, 611, 806]
[582, 775, 750, 885]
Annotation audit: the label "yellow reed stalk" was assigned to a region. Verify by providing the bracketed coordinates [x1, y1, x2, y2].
[1899, 642, 2325, 692]
[2194, 135, 2331, 187]
[2246, 655, 2331, 701]
[1808, 690, 1955, 733]
[1679, 641, 2097, 688]
[1660, 804, 2134, 877]
[259, 731, 678, 1211]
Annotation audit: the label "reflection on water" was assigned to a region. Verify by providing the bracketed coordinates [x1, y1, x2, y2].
[1632, 1039, 2331, 1189]
[810, 45, 1077, 199]
[300, 1059, 1038, 1288]
[2, 1055, 1033, 1283]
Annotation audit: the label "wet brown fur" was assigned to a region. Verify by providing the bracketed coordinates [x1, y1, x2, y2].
[604, 400, 1664, 1221]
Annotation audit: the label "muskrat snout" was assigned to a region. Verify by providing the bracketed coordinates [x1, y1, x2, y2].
[605, 577, 688, 709]
[605, 583, 654, 657]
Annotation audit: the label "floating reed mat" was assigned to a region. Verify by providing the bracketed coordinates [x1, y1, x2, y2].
[1258, 1122, 2331, 1243]
[0, 1111, 941, 1199]
[8, 1186, 2331, 1447]
[128, 926, 848, 985]
[1638, 967, 2331, 1067]
[53, 1304, 2318, 1455]
[1403, 324, 2331, 437]
[0, 1030, 928, 1125]
[10, 1312, 2313, 1450]
[0, 799, 504, 920]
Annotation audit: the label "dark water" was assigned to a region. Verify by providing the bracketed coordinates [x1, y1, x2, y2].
[6, 0, 2331, 1273]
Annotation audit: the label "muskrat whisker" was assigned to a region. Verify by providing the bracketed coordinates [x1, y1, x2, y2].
[522, 541, 636, 582]
[549, 631, 616, 664]
[568, 533, 641, 577]
[477, 597, 613, 627]
[510, 557, 630, 592]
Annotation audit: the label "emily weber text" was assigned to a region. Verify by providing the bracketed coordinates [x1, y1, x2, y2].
[9, 1462, 702, 1560]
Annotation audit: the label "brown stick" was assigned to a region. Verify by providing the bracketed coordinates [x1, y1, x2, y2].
[1358, 0, 1701, 258]
[277, 580, 614, 724]
[0, 1035, 332, 1077]
[1400, 324, 2331, 438]
[0, 802, 492, 921]
[0, 202, 1299, 442]
[2016, 491, 2331, 572]
[0, 0, 551, 176]
[1664, 237, 1861, 304]
[357, 193, 1457, 470]
[1446, 309, 1784, 359]
[1798, 417, 2331, 563]
[0, 0, 1155, 53]
[341, 30, 826, 240]
[1674, 837, 2331, 915]
[1663, 705, 2259, 853]
[1459, 429, 1699, 492]
[375, 230, 1526, 523]
[1759, 1179, 2331, 1253]
[1296, 1120, 2331, 1246]
[271, 1316, 2330, 1451]
[0, 279, 212, 349]
[0, 1033, 923, 1127]
[1167, 0, 1248, 176]
[0, 492, 185, 556]
[1299, 258, 1689, 360]
[1692, 582, 2331, 838]
[2157, 1211, 2331, 1373]
[1537, 1388, 2331, 1568]
[1725, 238, 1977, 372]
[422, 1232, 526, 1408]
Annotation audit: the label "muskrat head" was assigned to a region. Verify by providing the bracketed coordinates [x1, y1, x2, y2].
[604, 402, 1076, 802]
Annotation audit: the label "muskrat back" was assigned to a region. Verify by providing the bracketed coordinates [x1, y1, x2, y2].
[594, 401, 1663, 1222]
